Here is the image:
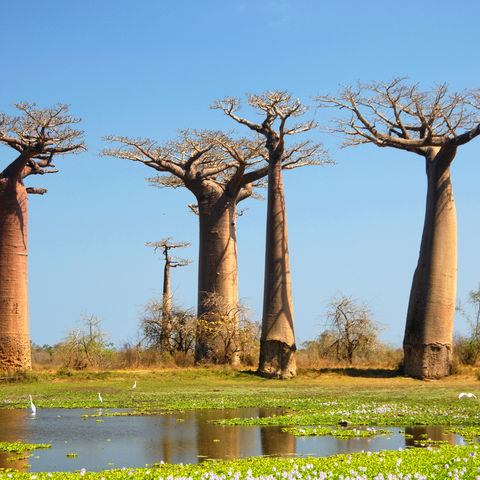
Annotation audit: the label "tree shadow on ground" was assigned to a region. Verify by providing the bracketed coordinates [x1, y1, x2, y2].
[306, 367, 403, 378]
[240, 367, 403, 379]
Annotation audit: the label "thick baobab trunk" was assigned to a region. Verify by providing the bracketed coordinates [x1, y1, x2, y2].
[161, 260, 172, 353]
[403, 146, 457, 379]
[260, 424, 296, 456]
[0, 179, 31, 371]
[195, 194, 239, 363]
[258, 156, 296, 379]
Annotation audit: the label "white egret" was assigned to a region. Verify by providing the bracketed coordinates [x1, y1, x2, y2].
[458, 392, 477, 399]
[132, 381, 136, 390]
[98, 392, 103, 403]
[28, 395, 36, 414]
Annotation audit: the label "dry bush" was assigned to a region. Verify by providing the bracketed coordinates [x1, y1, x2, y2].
[297, 339, 402, 370]
[197, 293, 260, 365]
[295, 294, 402, 371]
[141, 300, 196, 356]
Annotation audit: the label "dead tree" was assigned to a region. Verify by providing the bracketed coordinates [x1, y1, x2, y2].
[213, 91, 330, 378]
[317, 79, 480, 379]
[0, 103, 85, 371]
[146, 238, 191, 353]
[104, 130, 270, 364]
[325, 295, 378, 364]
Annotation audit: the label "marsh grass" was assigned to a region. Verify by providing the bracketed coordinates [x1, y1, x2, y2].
[1, 367, 480, 411]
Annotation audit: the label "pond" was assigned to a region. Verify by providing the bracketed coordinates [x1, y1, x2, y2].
[0, 408, 469, 472]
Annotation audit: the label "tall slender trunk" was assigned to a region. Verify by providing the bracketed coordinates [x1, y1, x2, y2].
[0, 179, 31, 371]
[258, 155, 296, 378]
[195, 193, 239, 363]
[161, 260, 172, 353]
[403, 146, 457, 379]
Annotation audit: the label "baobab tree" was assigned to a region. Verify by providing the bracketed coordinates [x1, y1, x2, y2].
[146, 238, 191, 353]
[317, 79, 480, 378]
[213, 91, 330, 378]
[104, 125, 320, 365]
[0, 103, 85, 371]
[104, 130, 267, 363]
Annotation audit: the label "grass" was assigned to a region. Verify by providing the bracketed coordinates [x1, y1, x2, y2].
[1, 367, 479, 412]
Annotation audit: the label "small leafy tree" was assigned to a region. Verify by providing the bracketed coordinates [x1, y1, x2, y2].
[325, 296, 379, 364]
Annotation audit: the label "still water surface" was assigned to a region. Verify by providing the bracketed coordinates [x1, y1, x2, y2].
[0, 408, 468, 472]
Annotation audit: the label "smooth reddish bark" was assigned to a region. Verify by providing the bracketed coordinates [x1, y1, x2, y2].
[403, 146, 457, 378]
[257, 154, 296, 378]
[0, 178, 30, 370]
[195, 190, 239, 363]
[0, 103, 84, 371]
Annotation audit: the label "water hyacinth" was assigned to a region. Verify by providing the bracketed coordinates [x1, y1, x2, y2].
[0, 443, 51, 454]
[215, 400, 480, 429]
[282, 426, 391, 439]
[0, 445, 479, 479]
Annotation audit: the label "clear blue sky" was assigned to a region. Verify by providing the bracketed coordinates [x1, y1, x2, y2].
[1, 0, 479, 349]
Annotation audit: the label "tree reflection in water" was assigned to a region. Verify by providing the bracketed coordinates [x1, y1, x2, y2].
[0, 409, 30, 471]
[405, 426, 455, 447]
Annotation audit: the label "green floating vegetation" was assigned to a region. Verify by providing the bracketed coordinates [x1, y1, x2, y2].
[0, 442, 51, 454]
[215, 400, 480, 428]
[6, 455, 30, 462]
[0, 444, 480, 479]
[282, 425, 392, 438]
[447, 425, 480, 443]
[82, 410, 156, 419]
[65, 453, 78, 458]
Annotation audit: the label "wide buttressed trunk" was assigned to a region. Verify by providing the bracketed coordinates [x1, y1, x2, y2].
[403, 146, 457, 379]
[258, 156, 296, 379]
[195, 194, 239, 364]
[0, 179, 31, 371]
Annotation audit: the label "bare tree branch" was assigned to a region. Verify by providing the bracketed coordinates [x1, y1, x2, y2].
[0, 103, 86, 180]
[104, 129, 271, 202]
[146, 238, 192, 267]
[26, 187, 47, 195]
[213, 90, 329, 173]
[188, 203, 199, 215]
[316, 78, 480, 155]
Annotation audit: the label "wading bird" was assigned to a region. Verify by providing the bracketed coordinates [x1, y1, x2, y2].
[458, 392, 477, 399]
[28, 395, 36, 415]
[98, 392, 103, 403]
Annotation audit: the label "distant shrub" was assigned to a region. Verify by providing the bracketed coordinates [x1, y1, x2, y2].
[0, 369, 40, 383]
[55, 367, 74, 377]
